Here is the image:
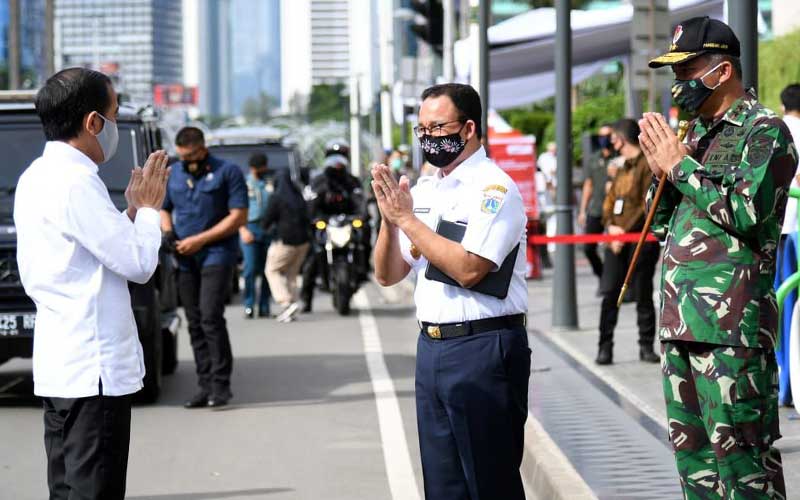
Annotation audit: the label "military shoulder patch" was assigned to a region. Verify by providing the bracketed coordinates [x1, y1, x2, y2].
[480, 184, 508, 214]
[746, 135, 774, 166]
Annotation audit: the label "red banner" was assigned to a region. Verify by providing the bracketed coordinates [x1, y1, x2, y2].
[488, 135, 539, 219]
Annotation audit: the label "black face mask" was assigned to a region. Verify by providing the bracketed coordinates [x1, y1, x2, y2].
[597, 135, 611, 150]
[419, 124, 467, 168]
[184, 156, 209, 179]
[672, 63, 723, 116]
[255, 170, 269, 181]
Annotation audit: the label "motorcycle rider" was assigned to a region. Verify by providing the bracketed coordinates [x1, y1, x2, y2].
[301, 150, 368, 312]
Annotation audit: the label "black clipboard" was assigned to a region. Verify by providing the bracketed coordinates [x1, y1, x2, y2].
[425, 219, 519, 299]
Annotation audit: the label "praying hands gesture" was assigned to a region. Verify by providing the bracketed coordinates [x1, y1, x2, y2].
[125, 150, 170, 220]
[638, 112, 693, 178]
[371, 163, 414, 228]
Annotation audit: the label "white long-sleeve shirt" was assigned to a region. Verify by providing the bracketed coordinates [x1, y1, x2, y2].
[781, 114, 800, 235]
[13, 141, 161, 398]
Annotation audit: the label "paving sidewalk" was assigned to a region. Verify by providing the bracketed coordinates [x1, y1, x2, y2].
[527, 259, 800, 496]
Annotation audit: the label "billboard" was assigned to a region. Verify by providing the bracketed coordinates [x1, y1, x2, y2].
[153, 84, 198, 107]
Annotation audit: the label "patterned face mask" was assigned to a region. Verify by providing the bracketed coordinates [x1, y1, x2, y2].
[419, 124, 467, 168]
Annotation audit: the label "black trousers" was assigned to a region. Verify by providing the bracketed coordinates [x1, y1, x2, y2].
[43, 390, 132, 500]
[598, 242, 659, 347]
[177, 263, 234, 398]
[583, 215, 604, 278]
[416, 327, 531, 500]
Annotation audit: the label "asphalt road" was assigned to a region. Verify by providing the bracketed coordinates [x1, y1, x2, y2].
[0, 282, 428, 500]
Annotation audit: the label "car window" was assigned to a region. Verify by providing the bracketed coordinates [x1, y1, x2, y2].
[0, 123, 47, 189]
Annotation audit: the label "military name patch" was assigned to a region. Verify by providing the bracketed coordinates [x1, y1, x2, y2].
[481, 184, 507, 214]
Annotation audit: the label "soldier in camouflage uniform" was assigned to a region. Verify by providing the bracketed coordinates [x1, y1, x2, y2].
[641, 17, 797, 499]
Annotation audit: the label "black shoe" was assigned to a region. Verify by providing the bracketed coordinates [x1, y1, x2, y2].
[208, 396, 230, 408]
[595, 343, 613, 365]
[301, 301, 312, 313]
[258, 308, 270, 318]
[640, 345, 660, 363]
[184, 393, 209, 409]
[244, 307, 254, 319]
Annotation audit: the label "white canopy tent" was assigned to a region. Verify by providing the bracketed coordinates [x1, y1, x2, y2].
[455, 0, 725, 110]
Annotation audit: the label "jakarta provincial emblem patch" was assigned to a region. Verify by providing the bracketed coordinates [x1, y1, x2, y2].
[481, 184, 508, 214]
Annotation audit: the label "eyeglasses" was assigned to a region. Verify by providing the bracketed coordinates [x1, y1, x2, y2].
[413, 120, 465, 138]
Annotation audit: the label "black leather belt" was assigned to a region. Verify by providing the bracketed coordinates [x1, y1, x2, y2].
[420, 314, 527, 340]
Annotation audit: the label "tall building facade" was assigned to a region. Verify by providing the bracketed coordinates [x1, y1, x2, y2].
[55, 0, 183, 103]
[197, 0, 281, 118]
[0, 0, 49, 89]
[310, 0, 349, 85]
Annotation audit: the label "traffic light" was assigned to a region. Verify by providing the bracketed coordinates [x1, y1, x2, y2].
[410, 0, 444, 53]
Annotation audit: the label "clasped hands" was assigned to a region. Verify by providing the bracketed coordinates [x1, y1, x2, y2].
[371, 163, 414, 228]
[638, 112, 693, 178]
[125, 150, 170, 212]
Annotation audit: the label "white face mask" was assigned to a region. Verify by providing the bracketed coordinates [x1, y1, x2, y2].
[94, 113, 119, 163]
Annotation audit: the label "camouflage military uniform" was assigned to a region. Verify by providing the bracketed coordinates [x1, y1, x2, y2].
[648, 93, 798, 499]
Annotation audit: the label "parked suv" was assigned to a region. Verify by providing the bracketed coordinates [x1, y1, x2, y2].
[0, 95, 179, 403]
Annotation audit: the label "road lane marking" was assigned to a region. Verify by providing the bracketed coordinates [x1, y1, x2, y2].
[354, 290, 422, 500]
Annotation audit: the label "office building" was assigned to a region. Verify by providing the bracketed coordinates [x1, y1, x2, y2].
[197, 0, 281, 118]
[55, 0, 183, 104]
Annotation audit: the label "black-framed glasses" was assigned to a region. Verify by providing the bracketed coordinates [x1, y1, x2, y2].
[413, 120, 465, 138]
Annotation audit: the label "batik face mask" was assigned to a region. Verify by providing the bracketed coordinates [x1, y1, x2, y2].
[419, 123, 467, 168]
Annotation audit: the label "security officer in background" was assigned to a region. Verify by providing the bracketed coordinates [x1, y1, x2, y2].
[240, 153, 273, 319]
[161, 127, 248, 408]
[373, 83, 530, 500]
[595, 119, 660, 366]
[300, 153, 367, 312]
[579, 123, 613, 280]
[643, 17, 795, 497]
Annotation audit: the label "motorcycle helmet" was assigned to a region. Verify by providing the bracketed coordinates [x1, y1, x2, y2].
[324, 139, 350, 159]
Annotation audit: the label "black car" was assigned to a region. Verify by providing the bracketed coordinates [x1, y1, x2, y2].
[0, 98, 179, 403]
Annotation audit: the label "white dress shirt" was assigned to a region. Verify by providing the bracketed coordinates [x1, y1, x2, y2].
[781, 114, 800, 235]
[399, 146, 528, 323]
[14, 141, 161, 398]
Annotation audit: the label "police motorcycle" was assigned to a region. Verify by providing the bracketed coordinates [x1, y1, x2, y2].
[310, 213, 369, 316]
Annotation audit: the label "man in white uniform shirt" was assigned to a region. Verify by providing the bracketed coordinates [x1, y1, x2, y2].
[372, 83, 530, 500]
[14, 68, 169, 499]
[780, 84, 800, 237]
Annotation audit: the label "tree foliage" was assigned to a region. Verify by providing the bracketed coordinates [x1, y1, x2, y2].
[758, 28, 800, 112]
[242, 92, 277, 124]
[307, 83, 347, 123]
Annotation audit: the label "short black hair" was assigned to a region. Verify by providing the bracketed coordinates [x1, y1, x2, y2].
[781, 84, 800, 112]
[706, 53, 742, 81]
[420, 83, 483, 139]
[34, 68, 113, 141]
[175, 126, 205, 147]
[612, 118, 640, 146]
[249, 153, 268, 168]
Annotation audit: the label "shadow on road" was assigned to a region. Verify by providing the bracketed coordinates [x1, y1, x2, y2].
[127, 487, 293, 499]
[157, 353, 417, 409]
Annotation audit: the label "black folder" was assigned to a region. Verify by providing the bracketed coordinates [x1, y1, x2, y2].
[425, 219, 519, 299]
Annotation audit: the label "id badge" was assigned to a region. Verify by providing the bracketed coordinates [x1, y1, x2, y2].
[613, 198, 624, 215]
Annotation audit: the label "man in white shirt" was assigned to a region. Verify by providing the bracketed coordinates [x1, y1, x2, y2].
[372, 83, 530, 500]
[780, 84, 800, 236]
[14, 68, 169, 500]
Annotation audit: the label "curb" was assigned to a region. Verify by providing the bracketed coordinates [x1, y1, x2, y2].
[522, 414, 598, 500]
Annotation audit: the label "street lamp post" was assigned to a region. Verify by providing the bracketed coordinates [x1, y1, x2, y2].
[553, 0, 578, 329]
[727, 0, 758, 91]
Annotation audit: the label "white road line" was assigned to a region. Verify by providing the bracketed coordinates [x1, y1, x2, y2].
[354, 290, 422, 500]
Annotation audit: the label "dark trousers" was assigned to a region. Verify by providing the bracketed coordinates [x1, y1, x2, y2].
[598, 242, 659, 347]
[415, 327, 531, 500]
[44, 389, 132, 500]
[178, 263, 234, 398]
[300, 248, 328, 307]
[240, 228, 272, 313]
[583, 215, 604, 278]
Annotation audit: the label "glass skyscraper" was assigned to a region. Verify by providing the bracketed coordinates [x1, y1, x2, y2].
[55, 0, 183, 103]
[199, 0, 281, 118]
[0, 0, 49, 90]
